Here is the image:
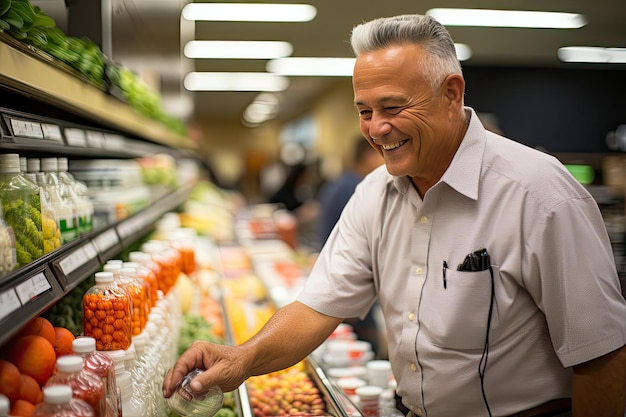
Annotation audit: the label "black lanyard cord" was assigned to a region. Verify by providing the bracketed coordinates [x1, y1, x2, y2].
[479, 265, 495, 417]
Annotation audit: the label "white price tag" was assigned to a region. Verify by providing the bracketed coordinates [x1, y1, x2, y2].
[64, 128, 87, 147]
[117, 215, 144, 239]
[58, 246, 87, 275]
[15, 272, 52, 304]
[93, 228, 119, 253]
[103, 133, 125, 150]
[0, 289, 22, 321]
[86, 130, 105, 148]
[9, 118, 44, 139]
[83, 241, 98, 260]
[41, 123, 64, 142]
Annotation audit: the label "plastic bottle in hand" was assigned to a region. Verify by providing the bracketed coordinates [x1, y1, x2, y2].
[167, 368, 223, 417]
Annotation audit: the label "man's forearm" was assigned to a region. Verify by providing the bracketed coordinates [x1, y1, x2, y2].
[572, 344, 626, 417]
[241, 301, 343, 377]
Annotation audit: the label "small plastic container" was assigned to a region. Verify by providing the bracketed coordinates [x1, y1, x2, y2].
[32, 385, 95, 417]
[167, 368, 223, 417]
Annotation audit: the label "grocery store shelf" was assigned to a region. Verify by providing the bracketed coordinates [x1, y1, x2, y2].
[0, 182, 194, 347]
[0, 35, 191, 150]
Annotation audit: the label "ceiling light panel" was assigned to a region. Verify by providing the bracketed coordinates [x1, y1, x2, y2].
[558, 47, 626, 64]
[182, 3, 317, 22]
[184, 41, 293, 59]
[267, 58, 357, 76]
[184, 72, 290, 91]
[426, 8, 587, 29]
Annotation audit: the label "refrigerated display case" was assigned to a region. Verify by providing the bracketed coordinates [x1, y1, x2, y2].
[0, 32, 195, 347]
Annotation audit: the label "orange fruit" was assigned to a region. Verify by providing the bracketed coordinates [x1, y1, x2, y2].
[4, 335, 56, 386]
[16, 317, 56, 347]
[0, 360, 21, 403]
[53, 327, 75, 358]
[18, 373, 43, 405]
[10, 399, 35, 417]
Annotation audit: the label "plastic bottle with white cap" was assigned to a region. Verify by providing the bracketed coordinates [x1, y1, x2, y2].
[71, 337, 120, 417]
[32, 385, 94, 417]
[44, 355, 106, 417]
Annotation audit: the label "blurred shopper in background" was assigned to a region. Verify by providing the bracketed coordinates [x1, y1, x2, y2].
[317, 136, 383, 244]
[166, 14, 626, 417]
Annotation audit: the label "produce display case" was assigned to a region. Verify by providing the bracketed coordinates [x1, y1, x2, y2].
[215, 239, 359, 417]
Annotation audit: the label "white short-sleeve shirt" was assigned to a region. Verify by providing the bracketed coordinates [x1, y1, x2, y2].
[297, 107, 626, 417]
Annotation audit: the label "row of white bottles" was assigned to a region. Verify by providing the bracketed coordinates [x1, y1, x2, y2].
[102, 256, 180, 417]
[22, 157, 94, 243]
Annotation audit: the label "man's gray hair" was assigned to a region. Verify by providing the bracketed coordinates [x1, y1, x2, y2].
[350, 14, 463, 90]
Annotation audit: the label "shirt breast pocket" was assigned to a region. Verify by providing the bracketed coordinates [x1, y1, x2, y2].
[420, 266, 499, 351]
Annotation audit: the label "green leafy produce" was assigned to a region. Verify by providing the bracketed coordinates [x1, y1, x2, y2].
[43, 274, 95, 336]
[0, 0, 12, 17]
[178, 313, 223, 357]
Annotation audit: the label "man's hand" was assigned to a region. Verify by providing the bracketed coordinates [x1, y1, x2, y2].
[572, 344, 626, 416]
[163, 342, 250, 397]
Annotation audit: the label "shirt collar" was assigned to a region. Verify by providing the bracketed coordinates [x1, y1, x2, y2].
[440, 107, 487, 201]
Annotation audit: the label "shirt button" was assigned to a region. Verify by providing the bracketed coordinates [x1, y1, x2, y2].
[408, 312, 416, 321]
[410, 363, 417, 372]
[415, 267, 423, 275]
[420, 216, 428, 224]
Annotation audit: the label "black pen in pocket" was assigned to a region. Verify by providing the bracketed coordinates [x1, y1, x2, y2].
[442, 260, 447, 289]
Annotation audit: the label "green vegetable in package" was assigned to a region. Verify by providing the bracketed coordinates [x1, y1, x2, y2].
[1, 196, 43, 268]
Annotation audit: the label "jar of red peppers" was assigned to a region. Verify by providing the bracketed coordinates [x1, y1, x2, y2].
[82, 271, 132, 351]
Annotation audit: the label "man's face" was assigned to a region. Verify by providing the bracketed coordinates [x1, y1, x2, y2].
[353, 44, 458, 183]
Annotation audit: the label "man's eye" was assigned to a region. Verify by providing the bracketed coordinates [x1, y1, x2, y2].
[386, 107, 402, 114]
[358, 110, 372, 118]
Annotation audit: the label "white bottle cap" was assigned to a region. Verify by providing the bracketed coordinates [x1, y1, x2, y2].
[0, 393, 10, 414]
[27, 158, 40, 173]
[72, 337, 96, 354]
[128, 251, 151, 263]
[19, 157, 26, 173]
[40, 157, 58, 172]
[0, 154, 20, 174]
[105, 350, 127, 373]
[57, 157, 69, 172]
[95, 271, 115, 283]
[123, 261, 140, 269]
[103, 263, 122, 273]
[43, 385, 73, 404]
[56, 355, 84, 373]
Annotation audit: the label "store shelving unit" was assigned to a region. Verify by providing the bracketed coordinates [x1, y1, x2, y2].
[0, 34, 195, 347]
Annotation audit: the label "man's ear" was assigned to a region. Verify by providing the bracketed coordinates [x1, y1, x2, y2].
[443, 73, 465, 109]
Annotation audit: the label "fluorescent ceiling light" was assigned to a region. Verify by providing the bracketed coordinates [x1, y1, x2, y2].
[182, 3, 317, 22]
[454, 43, 472, 61]
[184, 72, 290, 91]
[184, 41, 293, 59]
[267, 45, 472, 76]
[426, 8, 587, 29]
[558, 47, 626, 63]
[267, 58, 356, 76]
[243, 93, 281, 125]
